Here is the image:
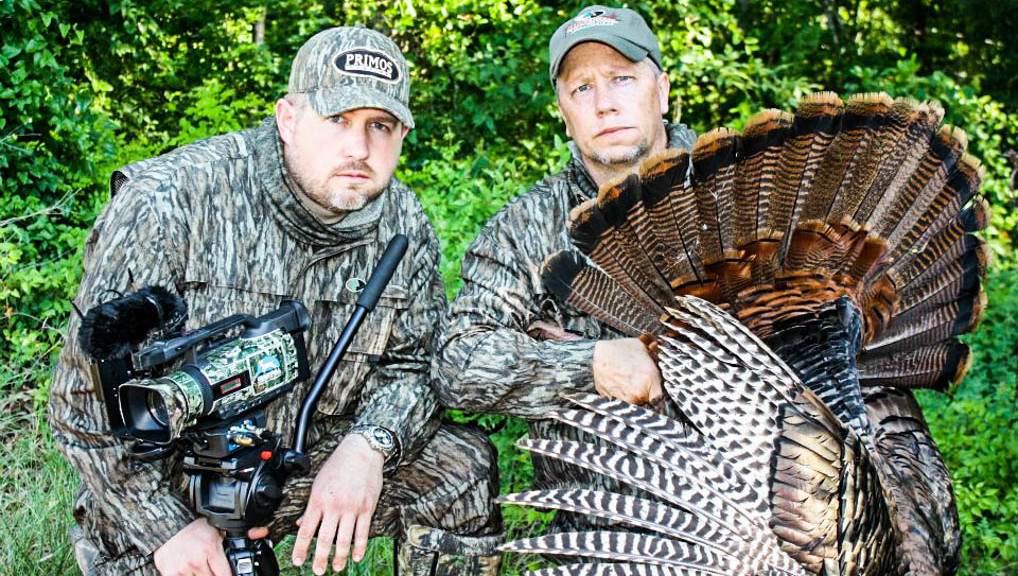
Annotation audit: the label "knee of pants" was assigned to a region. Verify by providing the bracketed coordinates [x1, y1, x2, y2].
[396, 524, 503, 576]
[449, 423, 499, 491]
[409, 423, 502, 535]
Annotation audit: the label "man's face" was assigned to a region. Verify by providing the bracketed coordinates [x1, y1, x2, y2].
[555, 42, 669, 176]
[276, 98, 408, 222]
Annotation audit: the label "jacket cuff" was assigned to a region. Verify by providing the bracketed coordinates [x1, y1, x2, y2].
[130, 492, 196, 557]
[354, 410, 407, 470]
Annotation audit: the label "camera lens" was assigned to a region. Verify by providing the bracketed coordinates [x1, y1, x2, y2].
[147, 392, 169, 427]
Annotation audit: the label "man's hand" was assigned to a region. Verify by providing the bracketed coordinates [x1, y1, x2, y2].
[153, 518, 268, 576]
[292, 433, 384, 575]
[592, 338, 662, 404]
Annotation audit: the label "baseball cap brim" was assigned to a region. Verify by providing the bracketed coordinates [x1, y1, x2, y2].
[550, 34, 650, 81]
[308, 85, 415, 129]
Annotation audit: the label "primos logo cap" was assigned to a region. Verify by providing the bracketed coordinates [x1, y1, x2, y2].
[335, 49, 401, 83]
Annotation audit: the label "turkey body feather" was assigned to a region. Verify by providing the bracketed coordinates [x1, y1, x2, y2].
[502, 93, 987, 575]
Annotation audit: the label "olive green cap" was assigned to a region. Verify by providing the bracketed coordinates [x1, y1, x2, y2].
[548, 5, 662, 83]
[288, 26, 414, 128]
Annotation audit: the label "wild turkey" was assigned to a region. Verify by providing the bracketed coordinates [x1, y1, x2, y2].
[499, 92, 988, 575]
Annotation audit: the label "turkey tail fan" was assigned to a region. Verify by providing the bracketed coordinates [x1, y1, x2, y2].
[524, 91, 982, 575]
[543, 91, 987, 393]
[757, 92, 843, 276]
[501, 297, 903, 576]
[542, 249, 665, 336]
[638, 150, 703, 285]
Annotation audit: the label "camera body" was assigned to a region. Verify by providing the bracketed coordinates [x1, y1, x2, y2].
[88, 301, 311, 452]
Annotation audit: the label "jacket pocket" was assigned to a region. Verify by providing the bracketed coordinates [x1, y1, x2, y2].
[306, 285, 410, 416]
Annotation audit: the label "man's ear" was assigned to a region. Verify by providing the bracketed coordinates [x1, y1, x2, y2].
[557, 93, 574, 140]
[275, 98, 297, 145]
[657, 71, 670, 116]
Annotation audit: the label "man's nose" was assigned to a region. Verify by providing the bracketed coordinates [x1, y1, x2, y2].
[340, 126, 370, 160]
[594, 84, 619, 116]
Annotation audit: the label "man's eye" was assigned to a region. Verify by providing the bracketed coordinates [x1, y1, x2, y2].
[614, 75, 634, 84]
[371, 121, 393, 133]
[573, 84, 592, 95]
[328, 115, 347, 125]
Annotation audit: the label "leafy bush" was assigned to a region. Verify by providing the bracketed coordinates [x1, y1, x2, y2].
[0, 0, 116, 399]
[2, 2, 1017, 575]
[919, 267, 1018, 574]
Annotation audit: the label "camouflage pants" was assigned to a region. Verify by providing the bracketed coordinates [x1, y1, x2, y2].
[71, 420, 502, 576]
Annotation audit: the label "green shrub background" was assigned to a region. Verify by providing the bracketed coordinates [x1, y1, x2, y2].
[2, 1, 1016, 574]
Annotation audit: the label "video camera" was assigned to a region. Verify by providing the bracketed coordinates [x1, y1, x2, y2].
[77, 235, 410, 576]
[82, 290, 311, 452]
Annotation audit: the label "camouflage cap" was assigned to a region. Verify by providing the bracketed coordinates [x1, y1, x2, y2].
[548, 5, 662, 82]
[289, 26, 414, 128]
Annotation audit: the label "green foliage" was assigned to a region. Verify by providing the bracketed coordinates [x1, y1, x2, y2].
[0, 389, 78, 574]
[403, 135, 571, 296]
[919, 267, 1018, 574]
[0, 0, 116, 398]
[3, 1, 1018, 575]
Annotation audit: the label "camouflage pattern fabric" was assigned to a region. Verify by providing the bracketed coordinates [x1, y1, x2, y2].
[288, 26, 415, 128]
[433, 123, 696, 534]
[396, 524, 503, 576]
[49, 117, 499, 575]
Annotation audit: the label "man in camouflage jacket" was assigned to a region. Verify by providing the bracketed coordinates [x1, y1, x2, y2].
[49, 27, 501, 576]
[433, 6, 695, 535]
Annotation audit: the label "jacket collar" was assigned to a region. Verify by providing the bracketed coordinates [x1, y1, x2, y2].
[254, 118, 384, 247]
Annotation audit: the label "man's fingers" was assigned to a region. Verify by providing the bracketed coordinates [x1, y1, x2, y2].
[208, 547, 233, 576]
[352, 512, 372, 562]
[292, 507, 322, 566]
[248, 526, 269, 540]
[331, 515, 357, 573]
[312, 514, 341, 576]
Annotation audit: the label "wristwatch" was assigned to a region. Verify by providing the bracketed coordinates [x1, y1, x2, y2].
[349, 424, 399, 464]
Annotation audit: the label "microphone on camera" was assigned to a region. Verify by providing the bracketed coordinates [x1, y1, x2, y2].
[79, 285, 188, 361]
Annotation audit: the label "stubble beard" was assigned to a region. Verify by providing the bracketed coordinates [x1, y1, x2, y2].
[285, 154, 387, 218]
[590, 135, 654, 175]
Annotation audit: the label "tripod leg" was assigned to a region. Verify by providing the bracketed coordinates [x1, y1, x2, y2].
[224, 536, 279, 576]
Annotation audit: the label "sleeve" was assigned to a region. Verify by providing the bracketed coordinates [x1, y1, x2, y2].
[354, 225, 445, 466]
[432, 216, 598, 419]
[47, 178, 195, 556]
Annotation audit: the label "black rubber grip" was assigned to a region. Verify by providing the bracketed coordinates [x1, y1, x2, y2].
[357, 234, 408, 311]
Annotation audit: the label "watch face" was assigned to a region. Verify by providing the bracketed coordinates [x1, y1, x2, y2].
[372, 428, 394, 449]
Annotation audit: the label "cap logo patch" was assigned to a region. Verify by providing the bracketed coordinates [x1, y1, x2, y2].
[335, 48, 400, 83]
[566, 11, 619, 35]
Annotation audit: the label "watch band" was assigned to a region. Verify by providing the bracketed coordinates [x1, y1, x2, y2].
[349, 424, 399, 463]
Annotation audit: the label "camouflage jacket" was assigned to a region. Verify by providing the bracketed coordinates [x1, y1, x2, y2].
[48, 118, 445, 568]
[433, 123, 695, 506]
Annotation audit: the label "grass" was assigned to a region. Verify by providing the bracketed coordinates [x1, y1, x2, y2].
[1, 390, 78, 575]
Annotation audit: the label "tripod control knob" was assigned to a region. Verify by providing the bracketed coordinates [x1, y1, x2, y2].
[253, 476, 283, 508]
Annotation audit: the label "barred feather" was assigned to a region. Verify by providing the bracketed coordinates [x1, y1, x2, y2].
[502, 531, 743, 574]
[523, 563, 702, 576]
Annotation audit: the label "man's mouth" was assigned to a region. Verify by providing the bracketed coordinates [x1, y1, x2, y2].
[335, 171, 371, 180]
[596, 126, 633, 138]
